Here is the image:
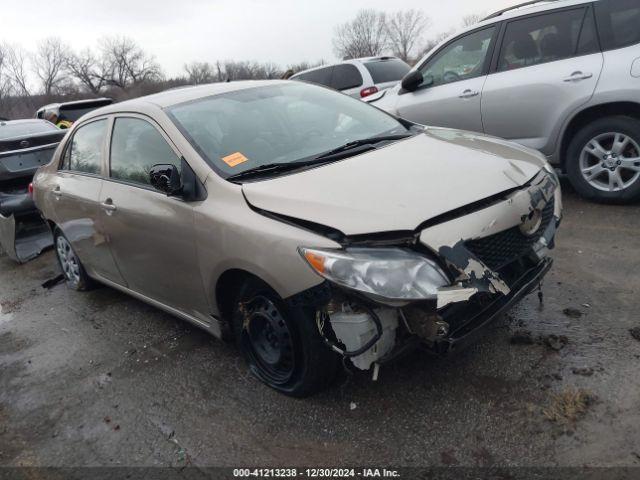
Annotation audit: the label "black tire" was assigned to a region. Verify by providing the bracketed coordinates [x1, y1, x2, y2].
[53, 229, 94, 291]
[566, 115, 640, 203]
[232, 279, 339, 397]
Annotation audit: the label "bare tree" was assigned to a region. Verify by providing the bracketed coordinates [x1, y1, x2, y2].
[0, 44, 12, 100]
[184, 61, 215, 84]
[386, 10, 430, 63]
[333, 9, 389, 59]
[66, 48, 109, 94]
[286, 60, 325, 75]
[218, 60, 283, 81]
[99, 37, 162, 89]
[461, 13, 485, 27]
[3, 44, 30, 96]
[32, 37, 69, 95]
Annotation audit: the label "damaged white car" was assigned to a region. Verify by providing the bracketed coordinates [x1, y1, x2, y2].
[33, 80, 562, 396]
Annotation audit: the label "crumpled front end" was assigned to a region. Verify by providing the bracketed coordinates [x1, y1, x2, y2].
[293, 169, 561, 371]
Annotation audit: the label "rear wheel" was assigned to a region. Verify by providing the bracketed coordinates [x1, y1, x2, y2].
[566, 116, 640, 203]
[54, 230, 93, 291]
[232, 280, 339, 397]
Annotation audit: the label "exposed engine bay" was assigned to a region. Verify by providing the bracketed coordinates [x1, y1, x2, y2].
[296, 169, 561, 373]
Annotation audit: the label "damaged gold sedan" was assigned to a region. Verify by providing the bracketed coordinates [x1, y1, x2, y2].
[33, 80, 561, 396]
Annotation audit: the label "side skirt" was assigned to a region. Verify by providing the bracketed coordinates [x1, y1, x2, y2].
[92, 273, 223, 338]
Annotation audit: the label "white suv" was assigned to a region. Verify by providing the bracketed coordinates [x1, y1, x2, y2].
[291, 57, 411, 99]
[371, 0, 640, 203]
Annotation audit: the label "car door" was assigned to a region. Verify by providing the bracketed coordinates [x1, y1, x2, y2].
[99, 114, 209, 319]
[52, 118, 125, 284]
[395, 26, 497, 132]
[481, 5, 603, 155]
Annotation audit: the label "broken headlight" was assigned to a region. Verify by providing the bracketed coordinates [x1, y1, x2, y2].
[298, 247, 449, 302]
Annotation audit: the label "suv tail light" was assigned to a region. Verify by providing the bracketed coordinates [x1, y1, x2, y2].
[28, 183, 34, 196]
[360, 86, 379, 98]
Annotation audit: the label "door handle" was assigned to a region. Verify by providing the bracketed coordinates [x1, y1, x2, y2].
[100, 199, 117, 213]
[563, 71, 593, 82]
[459, 89, 479, 99]
[52, 187, 62, 198]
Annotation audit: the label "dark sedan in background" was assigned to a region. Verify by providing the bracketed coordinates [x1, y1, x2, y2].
[0, 119, 66, 262]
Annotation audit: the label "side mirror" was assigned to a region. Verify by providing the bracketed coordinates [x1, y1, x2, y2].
[401, 70, 424, 92]
[149, 164, 183, 196]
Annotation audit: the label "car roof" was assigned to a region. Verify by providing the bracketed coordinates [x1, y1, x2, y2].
[291, 56, 401, 78]
[36, 97, 113, 113]
[474, 0, 593, 29]
[0, 119, 54, 127]
[81, 80, 291, 120]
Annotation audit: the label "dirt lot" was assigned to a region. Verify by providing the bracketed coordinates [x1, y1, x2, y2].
[1, 182, 639, 469]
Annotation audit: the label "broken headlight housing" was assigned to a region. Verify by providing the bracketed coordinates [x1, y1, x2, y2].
[298, 247, 449, 302]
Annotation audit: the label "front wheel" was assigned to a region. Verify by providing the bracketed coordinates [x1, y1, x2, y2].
[232, 280, 339, 397]
[566, 116, 640, 203]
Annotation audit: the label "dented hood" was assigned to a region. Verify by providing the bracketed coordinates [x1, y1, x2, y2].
[242, 128, 546, 236]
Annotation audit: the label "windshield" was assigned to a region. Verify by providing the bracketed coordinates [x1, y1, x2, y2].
[0, 120, 58, 140]
[167, 83, 408, 178]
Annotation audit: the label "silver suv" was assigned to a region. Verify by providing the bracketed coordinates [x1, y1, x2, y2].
[372, 0, 640, 203]
[291, 57, 411, 99]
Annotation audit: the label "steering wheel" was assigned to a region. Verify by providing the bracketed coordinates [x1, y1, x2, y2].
[443, 70, 461, 84]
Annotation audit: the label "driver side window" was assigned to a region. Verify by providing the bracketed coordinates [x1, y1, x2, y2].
[419, 27, 495, 88]
[110, 117, 181, 186]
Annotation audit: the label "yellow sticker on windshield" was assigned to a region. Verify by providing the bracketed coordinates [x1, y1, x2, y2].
[222, 152, 248, 167]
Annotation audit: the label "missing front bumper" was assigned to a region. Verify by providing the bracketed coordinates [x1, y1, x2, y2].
[436, 257, 553, 354]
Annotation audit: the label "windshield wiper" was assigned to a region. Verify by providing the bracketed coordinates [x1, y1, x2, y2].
[312, 133, 413, 161]
[226, 162, 304, 181]
[226, 133, 414, 182]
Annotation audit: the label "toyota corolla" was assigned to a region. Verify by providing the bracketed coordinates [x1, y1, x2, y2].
[33, 80, 562, 396]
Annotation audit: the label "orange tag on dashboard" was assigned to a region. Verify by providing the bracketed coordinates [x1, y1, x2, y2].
[222, 152, 248, 167]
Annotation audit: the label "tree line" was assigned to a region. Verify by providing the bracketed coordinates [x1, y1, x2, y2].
[0, 9, 483, 119]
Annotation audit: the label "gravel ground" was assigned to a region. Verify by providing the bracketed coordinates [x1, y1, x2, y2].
[1, 183, 639, 469]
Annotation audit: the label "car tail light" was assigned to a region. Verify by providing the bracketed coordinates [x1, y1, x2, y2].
[28, 183, 34, 196]
[360, 86, 379, 98]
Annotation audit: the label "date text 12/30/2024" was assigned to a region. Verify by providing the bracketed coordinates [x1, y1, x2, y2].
[233, 468, 401, 478]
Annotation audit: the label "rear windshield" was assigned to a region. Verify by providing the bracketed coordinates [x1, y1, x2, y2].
[364, 58, 411, 84]
[595, 0, 640, 50]
[60, 106, 105, 122]
[0, 121, 57, 140]
[291, 67, 333, 87]
[167, 83, 407, 179]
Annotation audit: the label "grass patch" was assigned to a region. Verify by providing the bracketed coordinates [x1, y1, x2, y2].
[543, 388, 595, 427]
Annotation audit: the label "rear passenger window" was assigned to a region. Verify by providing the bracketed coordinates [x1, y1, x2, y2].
[331, 64, 363, 90]
[110, 117, 181, 186]
[293, 67, 333, 87]
[576, 8, 599, 56]
[62, 119, 107, 174]
[498, 8, 590, 71]
[595, 0, 640, 51]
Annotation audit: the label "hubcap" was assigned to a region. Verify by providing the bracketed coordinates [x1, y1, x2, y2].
[579, 132, 640, 192]
[56, 236, 81, 285]
[241, 296, 295, 385]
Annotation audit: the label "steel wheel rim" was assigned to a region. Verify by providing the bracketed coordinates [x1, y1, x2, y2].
[241, 296, 295, 385]
[579, 132, 640, 192]
[56, 236, 80, 285]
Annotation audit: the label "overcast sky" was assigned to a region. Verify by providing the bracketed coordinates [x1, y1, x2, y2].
[2, 0, 514, 76]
